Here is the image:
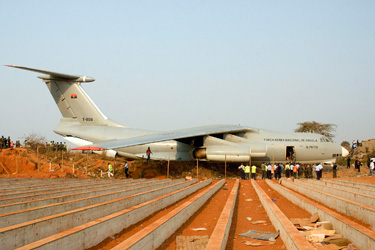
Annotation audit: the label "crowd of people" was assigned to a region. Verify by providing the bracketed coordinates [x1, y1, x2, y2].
[45, 141, 68, 152]
[0, 136, 21, 149]
[239, 162, 330, 181]
[0, 136, 68, 152]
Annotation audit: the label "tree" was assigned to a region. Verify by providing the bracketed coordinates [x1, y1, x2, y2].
[23, 133, 46, 149]
[294, 121, 337, 140]
[341, 141, 350, 149]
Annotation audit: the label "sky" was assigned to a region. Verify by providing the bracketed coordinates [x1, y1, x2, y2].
[1, 1, 374, 146]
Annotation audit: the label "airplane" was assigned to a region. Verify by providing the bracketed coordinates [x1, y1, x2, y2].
[6, 65, 349, 165]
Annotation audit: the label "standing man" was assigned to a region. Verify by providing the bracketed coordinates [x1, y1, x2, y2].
[333, 164, 337, 178]
[261, 162, 266, 180]
[293, 164, 298, 179]
[370, 160, 374, 177]
[146, 147, 152, 161]
[267, 163, 272, 179]
[278, 163, 284, 178]
[316, 163, 323, 180]
[355, 158, 361, 172]
[124, 161, 129, 178]
[347, 156, 351, 169]
[285, 163, 290, 178]
[108, 163, 113, 178]
[244, 164, 250, 180]
[238, 163, 245, 179]
[251, 165, 257, 180]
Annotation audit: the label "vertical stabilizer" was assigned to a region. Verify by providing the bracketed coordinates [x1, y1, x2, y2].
[6, 65, 122, 127]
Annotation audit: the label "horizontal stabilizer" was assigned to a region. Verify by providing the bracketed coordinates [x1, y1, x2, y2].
[5, 65, 95, 82]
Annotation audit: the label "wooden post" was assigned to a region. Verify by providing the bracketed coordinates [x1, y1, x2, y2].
[113, 155, 116, 177]
[101, 170, 103, 178]
[167, 158, 170, 178]
[86, 152, 88, 176]
[37, 145, 39, 172]
[225, 154, 227, 179]
[249, 154, 252, 181]
[196, 159, 199, 179]
[73, 164, 75, 174]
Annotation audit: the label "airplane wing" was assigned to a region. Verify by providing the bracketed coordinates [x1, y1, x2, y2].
[71, 125, 257, 151]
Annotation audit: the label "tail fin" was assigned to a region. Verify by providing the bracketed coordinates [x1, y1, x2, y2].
[6, 65, 121, 127]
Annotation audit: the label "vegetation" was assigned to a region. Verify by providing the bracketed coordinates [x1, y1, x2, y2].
[23, 133, 46, 150]
[295, 121, 337, 140]
[341, 141, 350, 149]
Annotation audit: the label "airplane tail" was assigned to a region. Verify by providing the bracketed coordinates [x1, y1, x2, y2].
[6, 65, 122, 127]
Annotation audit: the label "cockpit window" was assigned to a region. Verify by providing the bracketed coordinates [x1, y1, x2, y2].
[320, 137, 333, 143]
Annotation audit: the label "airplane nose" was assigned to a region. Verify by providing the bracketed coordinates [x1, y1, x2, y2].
[342, 147, 349, 157]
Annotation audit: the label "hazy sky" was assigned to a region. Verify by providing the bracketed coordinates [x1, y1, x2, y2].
[1, 1, 374, 146]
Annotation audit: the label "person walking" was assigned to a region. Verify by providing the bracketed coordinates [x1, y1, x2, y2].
[333, 164, 337, 178]
[146, 147, 152, 161]
[108, 163, 113, 177]
[124, 161, 129, 178]
[370, 160, 374, 177]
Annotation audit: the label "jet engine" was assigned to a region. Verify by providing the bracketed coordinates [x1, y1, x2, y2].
[195, 143, 267, 162]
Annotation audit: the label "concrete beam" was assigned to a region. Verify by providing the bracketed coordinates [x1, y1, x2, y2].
[0, 179, 194, 250]
[205, 179, 239, 250]
[112, 180, 226, 250]
[0, 179, 166, 214]
[294, 179, 375, 207]
[0, 179, 174, 226]
[305, 179, 375, 197]
[281, 179, 375, 226]
[252, 180, 315, 250]
[16, 180, 209, 250]
[267, 179, 375, 250]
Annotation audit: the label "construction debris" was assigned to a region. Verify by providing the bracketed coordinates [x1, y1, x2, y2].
[291, 213, 356, 249]
[191, 228, 207, 231]
[176, 235, 209, 249]
[238, 230, 279, 241]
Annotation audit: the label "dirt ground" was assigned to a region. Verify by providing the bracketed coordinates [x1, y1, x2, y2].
[1, 147, 375, 249]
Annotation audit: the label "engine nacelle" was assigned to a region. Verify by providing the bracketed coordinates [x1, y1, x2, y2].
[195, 145, 250, 162]
[195, 143, 267, 162]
